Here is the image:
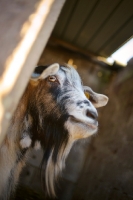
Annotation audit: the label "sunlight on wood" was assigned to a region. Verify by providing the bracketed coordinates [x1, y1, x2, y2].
[0, 0, 54, 96]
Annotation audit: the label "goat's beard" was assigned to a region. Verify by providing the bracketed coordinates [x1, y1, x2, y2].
[41, 140, 73, 197]
[38, 112, 70, 197]
[29, 101, 71, 196]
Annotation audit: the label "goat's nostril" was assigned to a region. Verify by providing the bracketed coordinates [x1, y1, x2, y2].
[86, 110, 98, 120]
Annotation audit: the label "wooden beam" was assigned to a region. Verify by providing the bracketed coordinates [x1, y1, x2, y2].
[50, 36, 98, 59]
[49, 36, 111, 67]
[0, 0, 66, 145]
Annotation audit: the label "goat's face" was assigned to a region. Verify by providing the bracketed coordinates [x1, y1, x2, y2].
[31, 63, 108, 140]
[29, 63, 108, 195]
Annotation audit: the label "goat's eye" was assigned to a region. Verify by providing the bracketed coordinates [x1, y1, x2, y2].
[48, 75, 57, 82]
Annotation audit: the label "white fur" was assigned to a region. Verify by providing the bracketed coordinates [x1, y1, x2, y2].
[45, 141, 73, 197]
[65, 119, 97, 141]
[20, 135, 32, 148]
[66, 93, 98, 126]
[34, 141, 41, 150]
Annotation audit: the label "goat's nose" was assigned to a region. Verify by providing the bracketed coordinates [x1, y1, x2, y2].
[86, 109, 98, 120]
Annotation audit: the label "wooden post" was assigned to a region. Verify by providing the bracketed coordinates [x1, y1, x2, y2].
[0, 0, 66, 145]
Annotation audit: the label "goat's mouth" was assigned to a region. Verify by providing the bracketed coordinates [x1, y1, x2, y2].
[69, 115, 98, 130]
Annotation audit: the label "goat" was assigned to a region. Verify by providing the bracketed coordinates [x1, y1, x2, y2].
[0, 63, 108, 199]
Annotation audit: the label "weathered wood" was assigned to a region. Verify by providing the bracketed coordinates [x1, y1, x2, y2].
[50, 36, 98, 58]
[49, 36, 115, 67]
[0, 0, 66, 145]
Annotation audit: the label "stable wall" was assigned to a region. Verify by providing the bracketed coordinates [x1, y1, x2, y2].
[72, 59, 133, 200]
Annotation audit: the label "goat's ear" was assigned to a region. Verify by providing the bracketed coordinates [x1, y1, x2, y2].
[83, 86, 109, 108]
[31, 63, 59, 81]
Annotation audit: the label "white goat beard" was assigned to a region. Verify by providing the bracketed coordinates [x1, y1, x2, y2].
[45, 119, 97, 197]
[45, 141, 73, 197]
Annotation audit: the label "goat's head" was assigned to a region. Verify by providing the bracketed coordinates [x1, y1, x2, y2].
[24, 63, 108, 196]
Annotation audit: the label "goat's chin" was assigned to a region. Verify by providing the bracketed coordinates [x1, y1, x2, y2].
[65, 117, 98, 140]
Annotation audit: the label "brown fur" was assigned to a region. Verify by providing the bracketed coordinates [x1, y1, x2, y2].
[0, 82, 35, 199]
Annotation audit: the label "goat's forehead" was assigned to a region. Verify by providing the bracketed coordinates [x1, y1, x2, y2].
[59, 65, 82, 84]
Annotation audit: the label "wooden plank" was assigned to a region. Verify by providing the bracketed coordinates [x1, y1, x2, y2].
[49, 36, 97, 57]
[86, 0, 133, 53]
[0, 0, 38, 76]
[75, 0, 121, 47]
[53, 0, 77, 37]
[49, 36, 109, 66]
[99, 17, 133, 57]
[0, 0, 66, 145]
[60, 0, 98, 42]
